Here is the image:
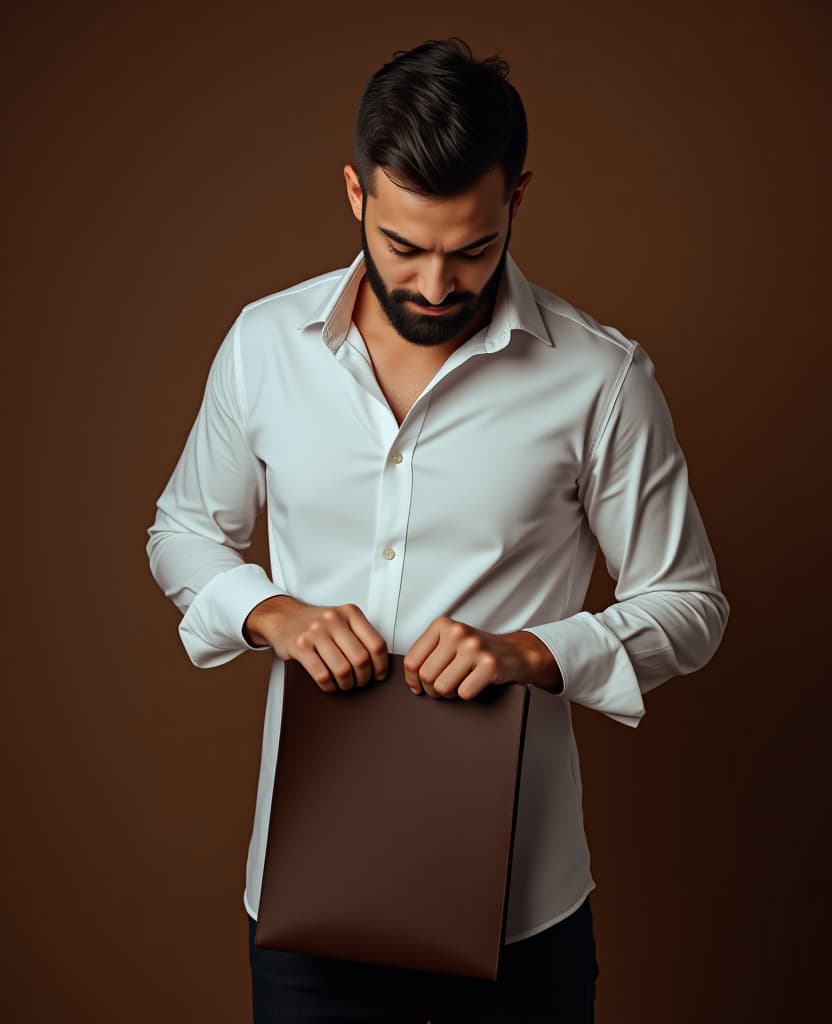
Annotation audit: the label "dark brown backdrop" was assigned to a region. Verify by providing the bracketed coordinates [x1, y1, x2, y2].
[2, 2, 828, 1021]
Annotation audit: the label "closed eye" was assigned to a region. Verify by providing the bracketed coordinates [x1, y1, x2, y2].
[387, 243, 488, 262]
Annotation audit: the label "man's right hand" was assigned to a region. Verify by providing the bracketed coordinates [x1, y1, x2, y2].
[243, 595, 389, 693]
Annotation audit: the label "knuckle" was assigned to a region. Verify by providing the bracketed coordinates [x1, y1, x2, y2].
[461, 634, 482, 652]
[368, 637, 387, 655]
[481, 652, 498, 672]
[449, 621, 467, 639]
[320, 608, 339, 623]
[402, 655, 419, 674]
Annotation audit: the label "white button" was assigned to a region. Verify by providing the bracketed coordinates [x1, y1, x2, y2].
[382, 547, 396, 560]
[390, 451, 403, 464]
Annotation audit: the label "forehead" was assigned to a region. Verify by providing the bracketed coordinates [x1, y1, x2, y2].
[367, 164, 506, 239]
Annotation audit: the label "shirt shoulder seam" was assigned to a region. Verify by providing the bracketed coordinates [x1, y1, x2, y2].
[579, 342, 640, 485]
[231, 314, 249, 431]
[530, 287, 635, 354]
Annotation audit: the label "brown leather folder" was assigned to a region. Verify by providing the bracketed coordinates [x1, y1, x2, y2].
[254, 653, 531, 981]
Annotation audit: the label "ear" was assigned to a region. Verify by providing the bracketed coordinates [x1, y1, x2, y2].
[509, 170, 533, 220]
[343, 164, 364, 222]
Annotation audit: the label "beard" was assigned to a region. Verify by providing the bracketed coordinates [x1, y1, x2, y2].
[359, 208, 512, 348]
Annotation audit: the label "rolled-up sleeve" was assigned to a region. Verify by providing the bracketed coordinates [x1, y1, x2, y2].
[145, 314, 284, 668]
[522, 343, 730, 727]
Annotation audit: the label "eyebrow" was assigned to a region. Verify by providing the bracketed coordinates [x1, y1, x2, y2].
[377, 226, 500, 254]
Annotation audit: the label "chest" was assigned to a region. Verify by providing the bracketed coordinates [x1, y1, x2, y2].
[373, 368, 434, 426]
[353, 321, 451, 426]
[255, 350, 581, 538]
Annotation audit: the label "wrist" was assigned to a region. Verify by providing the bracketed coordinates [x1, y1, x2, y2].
[508, 630, 564, 694]
[243, 594, 299, 648]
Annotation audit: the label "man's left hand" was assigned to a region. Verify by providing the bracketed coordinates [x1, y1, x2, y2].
[402, 616, 563, 699]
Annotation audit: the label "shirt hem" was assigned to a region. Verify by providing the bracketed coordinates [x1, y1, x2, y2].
[502, 880, 597, 944]
[244, 889, 257, 921]
[244, 880, 598, 942]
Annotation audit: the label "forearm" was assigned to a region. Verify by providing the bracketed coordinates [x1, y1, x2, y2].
[147, 515, 248, 615]
[521, 586, 729, 727]
[593, 587, 730, 691]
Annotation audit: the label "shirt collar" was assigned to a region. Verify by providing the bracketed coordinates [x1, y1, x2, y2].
[296, 249, 554, 353]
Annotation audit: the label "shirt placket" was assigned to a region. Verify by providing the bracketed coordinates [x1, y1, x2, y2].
[365, 399, 430, 648]
[335, 324, 494, 650]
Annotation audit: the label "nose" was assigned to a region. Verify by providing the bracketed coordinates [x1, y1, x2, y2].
[416, 256, 456, 307]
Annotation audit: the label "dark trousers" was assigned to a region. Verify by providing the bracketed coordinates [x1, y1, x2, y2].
[248, 895, 599, 1023]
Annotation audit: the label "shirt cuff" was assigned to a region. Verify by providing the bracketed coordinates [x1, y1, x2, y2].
[178, 562, 284, 668]
[521, 611, 646, 727]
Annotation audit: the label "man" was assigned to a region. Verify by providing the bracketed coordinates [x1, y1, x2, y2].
[146, 36, 729, 1023]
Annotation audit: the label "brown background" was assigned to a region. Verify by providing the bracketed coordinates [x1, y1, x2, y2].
[2, 1, 828, 1021]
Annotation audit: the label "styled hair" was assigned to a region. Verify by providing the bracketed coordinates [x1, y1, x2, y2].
[353, 37, 528, 204]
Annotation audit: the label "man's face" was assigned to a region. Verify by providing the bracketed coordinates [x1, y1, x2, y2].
[358, 164, 514, 347]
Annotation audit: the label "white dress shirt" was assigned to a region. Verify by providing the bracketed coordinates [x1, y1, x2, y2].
[146, 249, 729, 943]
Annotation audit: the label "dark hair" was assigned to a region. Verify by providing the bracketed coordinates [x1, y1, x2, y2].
[353, 37, 527, 204]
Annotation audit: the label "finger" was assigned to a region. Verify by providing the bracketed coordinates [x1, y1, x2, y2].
[290, 643, 338, 694]
[326, 625, 376, 688]
[312, 607, 375, 687]
[345, 608, 389, 682]
[455, 658, 498, 700]
[457, 667, 494, 701]
[420, 646, 470, 699]
[403, 622, 442, 691]
[415, 622, 469, 697]
[430, 662, 471, 698]
[312, 634, 360, 691]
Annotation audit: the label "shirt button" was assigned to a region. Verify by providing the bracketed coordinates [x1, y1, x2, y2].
[390, 451, 403, 464]
[382, 547, 396, 560]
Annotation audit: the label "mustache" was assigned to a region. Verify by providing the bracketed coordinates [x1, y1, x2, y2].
[394, 293, 473, 308]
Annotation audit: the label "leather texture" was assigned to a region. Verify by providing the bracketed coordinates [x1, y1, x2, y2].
[254, 653, 531, 980]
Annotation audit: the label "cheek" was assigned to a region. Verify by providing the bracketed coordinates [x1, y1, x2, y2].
[386, 262, 411, 284]
[373, 248, 405, 281]
[465, 262, 495, 293]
